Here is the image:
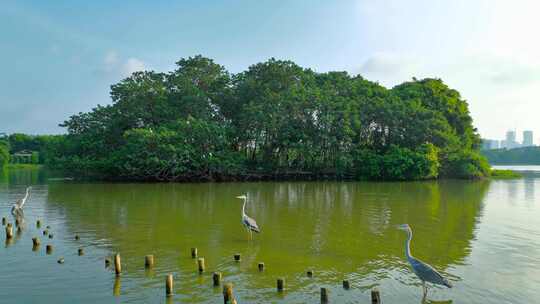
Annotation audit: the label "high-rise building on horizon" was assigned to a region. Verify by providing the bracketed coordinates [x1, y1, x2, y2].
[523, 130, 533, 147]
[503, 130, 518, 149]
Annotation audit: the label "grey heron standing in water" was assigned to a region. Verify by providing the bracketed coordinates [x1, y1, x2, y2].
[11, 186, 31, 216]
[236, 194, 260, 240]
[398, 224, 452, 298]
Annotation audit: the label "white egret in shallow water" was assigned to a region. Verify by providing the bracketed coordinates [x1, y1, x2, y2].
[398, 224, 452, 298]
[11, 186, 31, 216]
[236, 194, 260, 240]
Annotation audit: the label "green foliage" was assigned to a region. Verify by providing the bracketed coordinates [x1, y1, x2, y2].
[45, 56, 488, 181]
[483, 147, 540, 165]
[490, 169, 522, 179]
[0, 141, 9, 167]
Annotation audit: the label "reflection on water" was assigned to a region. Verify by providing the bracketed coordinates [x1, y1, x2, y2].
[0, 167, 539, 303]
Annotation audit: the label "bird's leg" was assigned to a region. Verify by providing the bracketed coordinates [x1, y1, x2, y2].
[422, 281, 427, 298]
[250, 230, 253, 240]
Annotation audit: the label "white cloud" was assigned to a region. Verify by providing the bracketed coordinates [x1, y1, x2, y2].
[122, 57, 146, 76]
[104, 50, 119, 68]
[100, 51, 147, 77]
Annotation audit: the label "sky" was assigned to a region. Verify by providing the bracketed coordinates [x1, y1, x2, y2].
[1, 0, 539, 141]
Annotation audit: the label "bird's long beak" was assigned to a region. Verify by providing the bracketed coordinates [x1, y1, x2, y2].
[236, 196, 243, 199]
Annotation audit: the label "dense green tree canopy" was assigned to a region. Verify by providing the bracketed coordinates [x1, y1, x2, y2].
[0, 140, 9, 167]
[483, 147, 540, 165]
[48, 55, 488, 181]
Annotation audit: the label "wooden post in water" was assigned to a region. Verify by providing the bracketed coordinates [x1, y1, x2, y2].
[75, 234, 80, 240]
[277, 278, 285, 292]
[114, 253, 122, 276]
[321, 287, 329, 303]
[258, 262, 265, 271]
[78, 248, 84, 256]
[223, 283, 237, 304]
[145, 255, 154, 268]
[198, 257, 205, 273]
[46, 244, 53, 254]
[32, 237, 40, 247]
[371, 288, 381, 304]
[342, 280, 350, 289]
[5, 224, 13, 239]
[166, 274, 173, 297]
[36, 220, 41, 228]
[234, 254, 241, 262]
[213, 272, 222, 286]
[307, 270, 313, 278]
[191, 247, 198, 258]
[2, 217, 5, 225]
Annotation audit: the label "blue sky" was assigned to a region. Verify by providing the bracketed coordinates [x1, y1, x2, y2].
[2, 0, 540, 140]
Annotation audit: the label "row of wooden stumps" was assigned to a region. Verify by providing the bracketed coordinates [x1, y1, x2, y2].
[107, 247, 383, 303]
[7, 220, 382, 304]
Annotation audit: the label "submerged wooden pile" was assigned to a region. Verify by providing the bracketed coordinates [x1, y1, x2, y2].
[3, 218, 383, 303]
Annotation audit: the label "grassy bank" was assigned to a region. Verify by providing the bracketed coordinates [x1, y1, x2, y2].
[490, 169, 522, 179]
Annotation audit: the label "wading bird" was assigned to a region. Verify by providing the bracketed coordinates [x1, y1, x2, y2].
[236, 194, 260, 240]
[398, 224, 452, 298]
[11, 186, 31, 216]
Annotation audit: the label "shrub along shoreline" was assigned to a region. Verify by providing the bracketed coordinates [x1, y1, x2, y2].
[8, 56, 491, 182]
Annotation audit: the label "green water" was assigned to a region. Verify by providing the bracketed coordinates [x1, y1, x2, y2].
[0, 167, 539, 303]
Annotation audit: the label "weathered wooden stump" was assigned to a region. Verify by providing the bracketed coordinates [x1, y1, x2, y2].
[198, 257, 205, 273]
[114, 253, 122, 276]
[191, 247, 198, 258]
[258, 262, 265, 271]
[234, 254, 241, 262]
[145, 255, 154, 268]
[277, 278, 285, 292]
[5, 225, 13, 239]
[166, 274, 173, 296]
[321, 287, 329, 303]
[343, 280, 350, 289]
[223, 283, 237, 304]
[371, 288, 381, 304]
[213, 272, 222, 286]
[46, 244, 53, 254]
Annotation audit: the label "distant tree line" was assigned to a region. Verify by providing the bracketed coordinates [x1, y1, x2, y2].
[483, 147, 540, 165]
[37, 56, 489, 181]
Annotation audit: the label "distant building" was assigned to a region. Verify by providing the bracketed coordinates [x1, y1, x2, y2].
[523, 130, 533, 147]
[503, 130, 519, 149]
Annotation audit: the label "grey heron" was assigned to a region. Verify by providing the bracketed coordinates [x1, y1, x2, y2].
[236, 194, 260, 240]
[398, 224, 452, 298]
[11, 186, 31, 216]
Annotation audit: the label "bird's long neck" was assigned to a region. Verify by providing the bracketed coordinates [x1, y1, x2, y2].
[242, 198, 247, 217]
[24, 187, 30, 199]
[405, 228, 413, 260]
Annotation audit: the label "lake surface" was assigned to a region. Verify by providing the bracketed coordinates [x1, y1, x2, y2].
[0, 167, 539, 303]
